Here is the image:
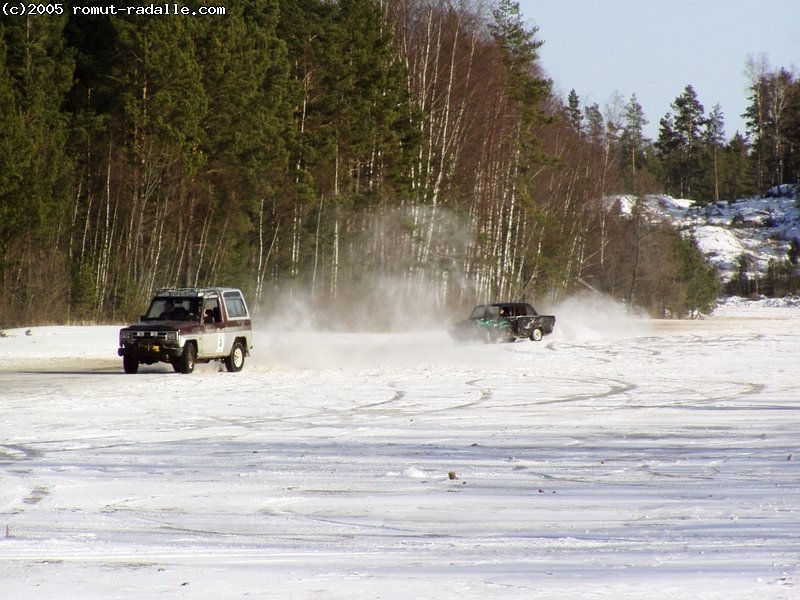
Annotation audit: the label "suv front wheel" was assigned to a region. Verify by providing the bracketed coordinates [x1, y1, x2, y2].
[178, 343, 196, 374]
[123, 355, 139, 374]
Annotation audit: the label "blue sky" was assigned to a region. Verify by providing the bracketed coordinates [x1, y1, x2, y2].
[516, 0, 800, 140]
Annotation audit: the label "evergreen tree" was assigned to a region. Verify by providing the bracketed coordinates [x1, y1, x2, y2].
[719, 132, 755, 199]
[673, 234, 719, 317]
[0, 17, 73, 236]
[0, 16, 74, 320]
[110, 14, 208, 298]
[275, 0, 416, 300]
[490, 0, 551, 164]
[619, 93, 648, 194]
[703, 103, 725, 200]
[654, 113, 679, 195]
[0, 30, 28, 256]
[672, 84, 706, 199]
[584, 102, 605, 146]
[654, 85, 708, 199]
[318, 0, 413, 199]
[566, 88, 583, 135]
[115, 15, 207, 173]
[195, 0, 295, 296]
[743, 54, 770, 191]
[199, 1, 292, 184]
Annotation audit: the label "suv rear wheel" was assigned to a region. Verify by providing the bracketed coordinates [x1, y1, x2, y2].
[225, 341, 245, 372]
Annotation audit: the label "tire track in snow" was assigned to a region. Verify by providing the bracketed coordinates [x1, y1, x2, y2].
[0, 444, 42, 462]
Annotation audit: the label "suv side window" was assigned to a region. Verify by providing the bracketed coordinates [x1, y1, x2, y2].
[203, 298, 221, 323]
[224, 291, 248, 319]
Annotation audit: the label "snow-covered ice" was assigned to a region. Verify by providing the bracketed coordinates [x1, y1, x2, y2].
[1, 298, 799, 599]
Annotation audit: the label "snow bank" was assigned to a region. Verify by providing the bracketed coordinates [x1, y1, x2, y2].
[0, 325, 119, 361]
[711, 294, 800, 318]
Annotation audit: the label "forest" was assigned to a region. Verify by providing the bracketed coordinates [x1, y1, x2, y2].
[1, 0, 799, 328]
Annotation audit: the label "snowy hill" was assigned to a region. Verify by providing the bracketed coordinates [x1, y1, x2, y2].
[613, 185, 800, 283]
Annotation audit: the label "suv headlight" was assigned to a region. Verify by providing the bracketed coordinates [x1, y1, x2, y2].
[166, 331, 178, 342]
[120, 330, 134, 341]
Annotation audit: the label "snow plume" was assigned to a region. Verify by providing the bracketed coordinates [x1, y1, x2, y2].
[251, 298, 511, 371]
[254, 277, 443, 334]
[548, 291, 652, 342]
[255, 204, 476, 333]
[247, 204, 497, 370]
[345, 204, 476, 330]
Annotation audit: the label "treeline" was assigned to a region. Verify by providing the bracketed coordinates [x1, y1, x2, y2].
[0, 1, 796, 328]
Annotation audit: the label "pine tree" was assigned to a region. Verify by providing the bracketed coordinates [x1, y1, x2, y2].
[0, 16, 74, 322]
[619, 94, 648, 194]
[584, 102, 605, 146]
[275, 0, 417, 300]
[490, 0, 551, 161]
[743, 54, 770, 191]
[105, 14, 209, 301]
[0, 31, 28, 256]
[672, 84, 706, 198]
[654, 85, 708, 199]
[719, 132, 755, 199]
[566, 89, 583, 135]
[0, 17, 73, 235]
[703, 103, 725, 200]
[488, 0, 554, 297]
[195, 0, 295, 300]
[655, 113, 680, 195]
[314, 0, 413, 199]
[673, 234, 719, 317]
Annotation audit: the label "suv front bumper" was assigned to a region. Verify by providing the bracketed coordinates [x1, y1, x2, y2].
[118, 342, 183, 363]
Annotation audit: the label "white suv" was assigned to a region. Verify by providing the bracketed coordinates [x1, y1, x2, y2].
[118, 287, 254, 374]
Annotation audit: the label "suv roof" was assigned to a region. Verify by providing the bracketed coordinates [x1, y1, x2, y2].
[154, 287, 242, 298]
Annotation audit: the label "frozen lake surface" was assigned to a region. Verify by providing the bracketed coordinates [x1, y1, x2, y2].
[1, 298, 799, 599]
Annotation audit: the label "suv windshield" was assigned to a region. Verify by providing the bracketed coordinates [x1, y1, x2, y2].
[144, 297, 202, 321]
